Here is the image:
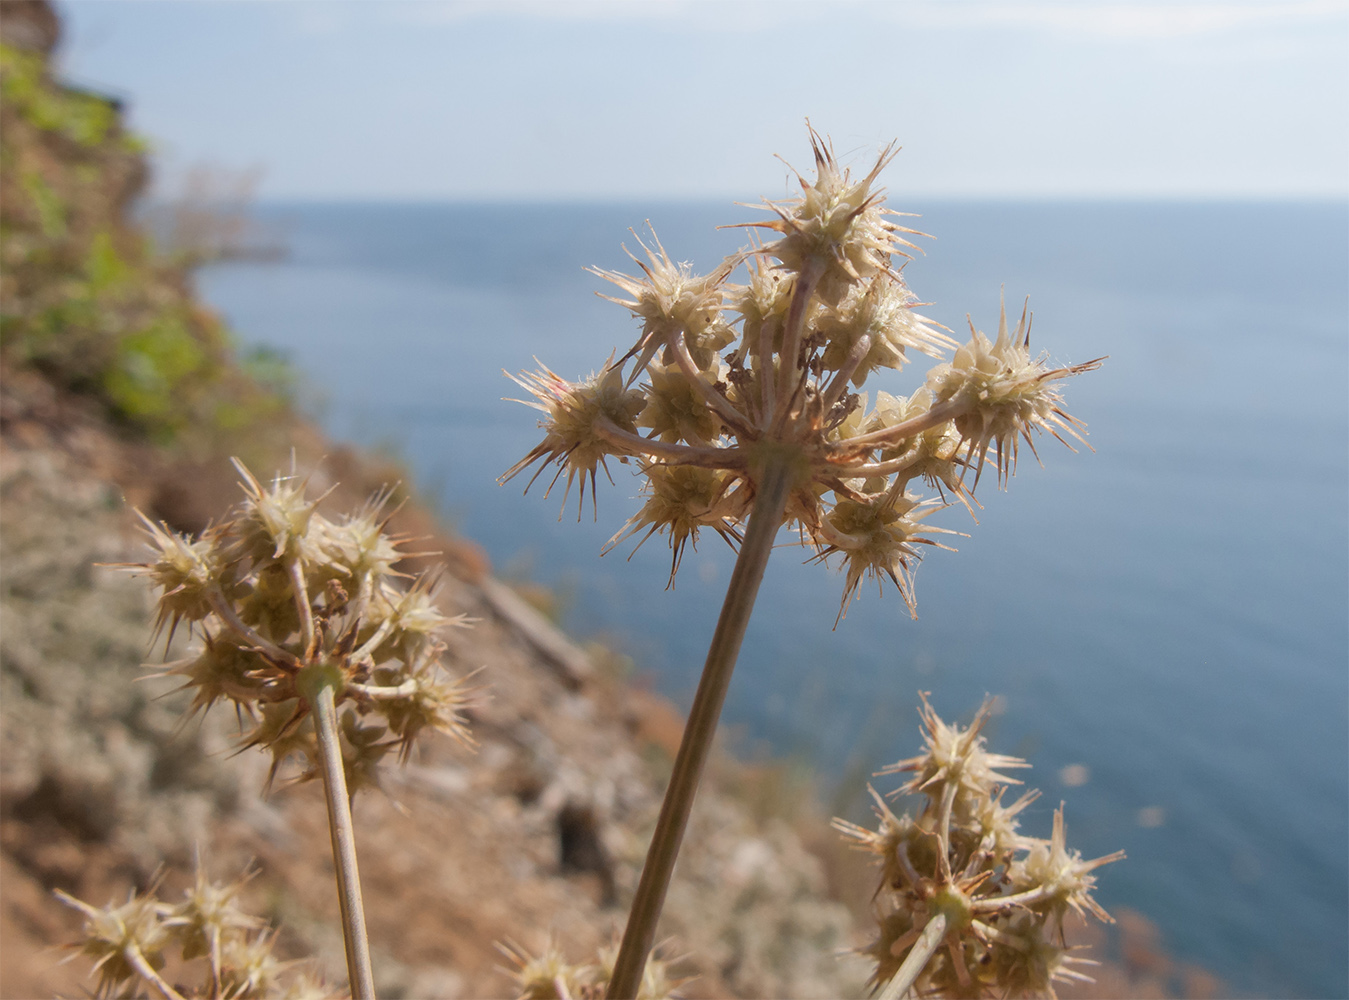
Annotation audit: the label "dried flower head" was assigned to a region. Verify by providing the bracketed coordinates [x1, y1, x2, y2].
[504, 362, 646, 520]
[56, 885, 172, 1000]
[882, 692, 1031, 801]
[126, 459, 478, 798]
[835, 695, 1123, 998]
[744, 132, 919, 304]
[57, 861, 340, 1000]
[498, 939, 686, 1000]
[593, 228, 737, 373]
[504, 125, 1099, 618]
[926, 295, 1103, 488]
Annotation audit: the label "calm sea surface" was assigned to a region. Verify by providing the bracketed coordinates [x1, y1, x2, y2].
[198, 200, 1348, 998]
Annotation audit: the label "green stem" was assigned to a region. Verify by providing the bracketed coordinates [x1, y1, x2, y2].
[302, 667, 376, 1000]
[606, 453, 795, 998]
[878, 912, 948, 1000]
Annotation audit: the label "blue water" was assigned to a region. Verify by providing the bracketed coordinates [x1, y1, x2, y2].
[197, 200, 1348, 998]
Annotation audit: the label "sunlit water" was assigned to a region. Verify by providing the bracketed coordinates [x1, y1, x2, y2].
[198, 200, 1348, 998]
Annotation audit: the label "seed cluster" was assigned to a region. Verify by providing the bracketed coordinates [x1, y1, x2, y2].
[834, 696, 1124, 997]
[498, 939, 684, 1000]
[505, 128, 1100, 617]
[129, 459, 475, 796]
[56, 865, 336, 1000]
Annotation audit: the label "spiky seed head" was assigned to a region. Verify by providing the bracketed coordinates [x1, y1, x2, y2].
[498, 938, 600, 1000]
[832, 784, 923, 891]
[238, 560, 303, 642]
[925, 296, 1101, 488]
[822, 494, 949, 620]
[884, 694, 1031, 800]
[594, 943, 688, 999]
[332, 708, 392, 799]
[324, 490, 406, 578]
[131, 513, 229, 639]
[273, 966, 345, 998]
[968, 786, 1041, 857]
[171, 865, 265, 963]
[232, 459, 329, 564]
[503, 362, 646, 519]
[592, 227, 735, 371]
[859, 909, 922, 993]
[375, 664, 476, 761]
[987, 909, 1101, 996]
[727, 252, 792, 358]
[817, 277, 955, 384]
[55, 887, 172, 999]
[275, 966, 344, 1000]
[242, 698, 314, 790]
[748, 128, 919, 304]
[639, 360, 724, 445]
[1014, 806, 1125, 926]
[605, 463, 742, 586]
[160, 632, 277, 720]
[368, 575, 466, 664]
[219, 927, 285, 999]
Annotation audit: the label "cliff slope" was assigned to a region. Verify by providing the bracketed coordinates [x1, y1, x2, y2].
[0, 4, 866, 997]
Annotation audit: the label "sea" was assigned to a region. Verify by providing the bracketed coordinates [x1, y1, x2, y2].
[196, 200, 1348, 998]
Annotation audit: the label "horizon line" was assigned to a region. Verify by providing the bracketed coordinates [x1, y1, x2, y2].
[171, 192, 1349, 208]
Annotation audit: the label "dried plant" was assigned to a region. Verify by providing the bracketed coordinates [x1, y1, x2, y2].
[505, 126, 1104, 997]
[835, 695, 1123, 998]
[498, 939, 687, 1000]
[118, 460, 478, 999]
[55, 861, 339, 1000]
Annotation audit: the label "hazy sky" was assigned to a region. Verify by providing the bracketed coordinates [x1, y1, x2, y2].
[56, 0, 1349, 201]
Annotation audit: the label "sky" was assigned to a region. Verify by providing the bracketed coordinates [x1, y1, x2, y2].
[55, 0, 1349, 202]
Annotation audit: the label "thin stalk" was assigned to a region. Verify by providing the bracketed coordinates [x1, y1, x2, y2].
[593, 415, 747, 469]
[895, 840, 924, 892]
[349, 616, 395, 665]
[970, 884, 1053, 913]
[821, 333, 871, 410]
[348, 678, 418, 700]
[124, 944, 188, 1000]
[606, 453, 796, 998]
[774, 258, 824, 421]
[826, 397, 967, 456]
[756, 317, 776, 425]
[936, 780, 959, 881]
[207, 590, 300, 671]
[288, 557, 316, 658]
[667, 330, 756, 437]
[878, 911, 948, 1000]
[303, 669, 376, 1000]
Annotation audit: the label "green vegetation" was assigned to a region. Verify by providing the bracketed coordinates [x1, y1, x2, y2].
[0, 40, 289, 446]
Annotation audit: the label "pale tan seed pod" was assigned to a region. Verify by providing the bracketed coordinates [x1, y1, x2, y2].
[503, 363, 646, 520]
[838, 697, 1122, 998]
[926, 296, 1102, 488]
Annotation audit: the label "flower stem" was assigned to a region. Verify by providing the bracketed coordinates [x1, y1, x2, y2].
[878, 911, 948, 1000]
[301, 666, 375, 1000]
[606, 453, 795, 998]
[124, 944, 188, 1000]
